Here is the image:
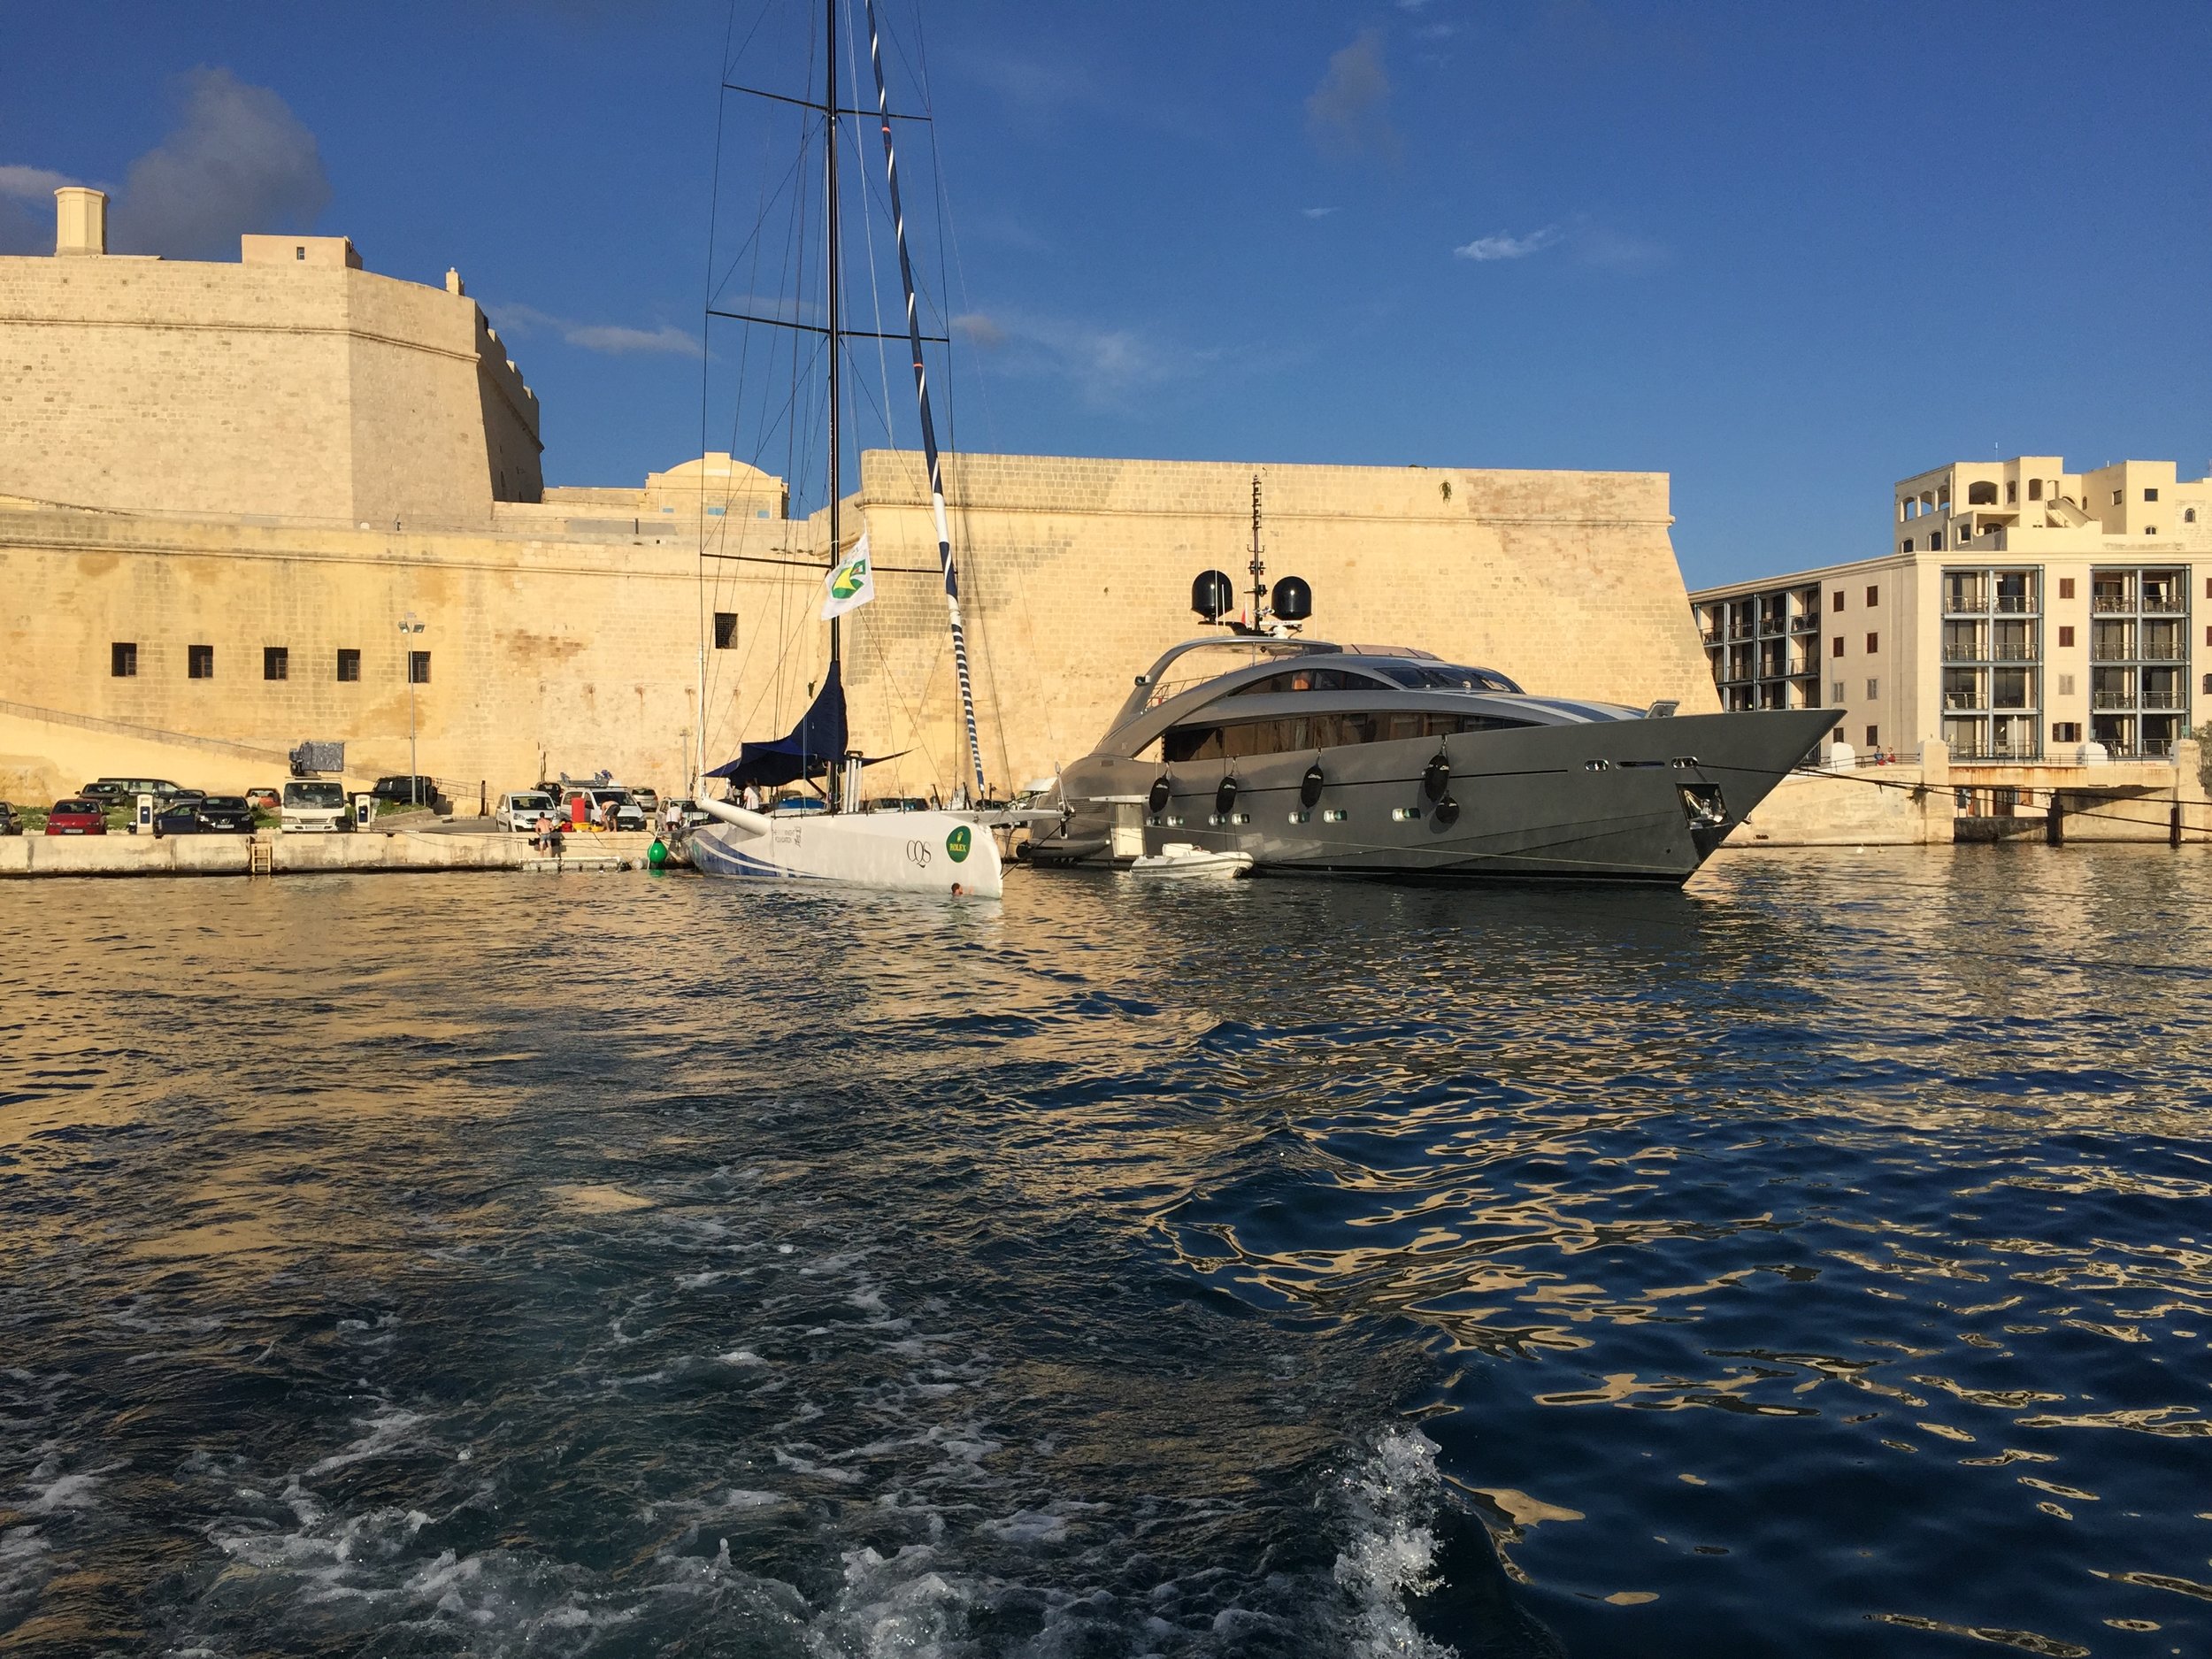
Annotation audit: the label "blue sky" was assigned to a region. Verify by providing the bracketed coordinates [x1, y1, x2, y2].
[4, 0, 2207, 587]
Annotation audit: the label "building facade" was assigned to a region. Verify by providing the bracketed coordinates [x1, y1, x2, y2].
[1691, 456, 2212, 770]
[1, 189, 1720, 806]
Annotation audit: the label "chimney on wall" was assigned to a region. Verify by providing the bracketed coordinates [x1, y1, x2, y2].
[54, 187, 107, 256]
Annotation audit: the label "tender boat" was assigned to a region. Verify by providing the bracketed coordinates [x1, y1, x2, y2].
[1030, 634, 1838, 886]
[1125, 841, 1254, 881]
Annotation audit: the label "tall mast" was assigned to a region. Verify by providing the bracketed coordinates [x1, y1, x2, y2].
[824, 0, 842, 687]
[864, 0, 987, 803]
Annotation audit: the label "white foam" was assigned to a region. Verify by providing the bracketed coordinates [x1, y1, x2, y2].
[1333, 1428, 1459, 1659]
[719, 1348, 770, 1367]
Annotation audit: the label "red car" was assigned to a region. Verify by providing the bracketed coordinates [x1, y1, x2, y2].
[45, 798, 107, 835]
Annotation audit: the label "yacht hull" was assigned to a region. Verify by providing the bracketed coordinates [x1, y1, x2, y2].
[1035, 709, 1837, 886]
[690, 810, 1004, 896]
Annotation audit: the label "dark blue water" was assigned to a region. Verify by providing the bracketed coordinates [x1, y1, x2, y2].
[2, 850, 2208, 1658]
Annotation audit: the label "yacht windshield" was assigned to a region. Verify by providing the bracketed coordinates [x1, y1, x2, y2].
[1375, 663, 1523, 694]
[1227, 667, 1391, 695]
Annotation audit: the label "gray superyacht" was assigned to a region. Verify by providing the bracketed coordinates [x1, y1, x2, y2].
[1029, 570, 1839, 886]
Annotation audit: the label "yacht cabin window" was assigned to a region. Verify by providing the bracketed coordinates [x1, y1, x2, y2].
[1374, 663, 1524, 693]
[1162, 710, 1533, 764]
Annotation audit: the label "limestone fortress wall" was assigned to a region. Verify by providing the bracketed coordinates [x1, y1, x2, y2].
[0, 190, 1716, 805]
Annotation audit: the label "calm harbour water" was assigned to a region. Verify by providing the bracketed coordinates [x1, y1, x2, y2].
[1, 850, 2208, 1659]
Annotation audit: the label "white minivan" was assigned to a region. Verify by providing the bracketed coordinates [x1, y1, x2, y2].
[280, 780, 351, 833]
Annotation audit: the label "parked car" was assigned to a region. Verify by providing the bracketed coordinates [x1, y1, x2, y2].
[557, 787, 647, 832]
[370, 774, 442, 809]
[495, 789, 557, 832]
[159, 795, 255, 834]
[81, 777, 196, 803]
[280, 780, 352, 833]
[245, 786, 283, 810]
[0, 803, 22, 836]
[45, 798, 107, 835]
[630, 787, 662, 815]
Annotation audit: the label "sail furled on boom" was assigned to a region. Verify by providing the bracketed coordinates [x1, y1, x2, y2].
[862, 0, 987, 803]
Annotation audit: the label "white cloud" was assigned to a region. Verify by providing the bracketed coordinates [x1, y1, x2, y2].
[1306, 30, 1400, 163]
[488, 303, 699, 357]
[0, 165, 79, 200]
[951, 308, 1208, 408]
[1302, 206, 1341, 219]
[113, 69, 330, 259]
[1453, 225, 1561, 262]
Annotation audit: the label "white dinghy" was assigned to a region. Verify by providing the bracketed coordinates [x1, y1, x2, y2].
[1126, 842, 1254, 881]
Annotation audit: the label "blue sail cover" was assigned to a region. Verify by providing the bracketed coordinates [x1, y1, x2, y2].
[707, 663, 849, 787]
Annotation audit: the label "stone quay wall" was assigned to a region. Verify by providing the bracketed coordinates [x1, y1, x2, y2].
[3, 450, 1717, 807]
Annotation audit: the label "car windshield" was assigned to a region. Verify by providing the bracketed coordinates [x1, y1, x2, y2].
[511, 794, 552, 810]
[56, 800, 97, 813]
[589, 791, 630, 806]
[285, 783, 344, 808]
[202, 796, 247, 810]
[1374, 662, 1524, 693]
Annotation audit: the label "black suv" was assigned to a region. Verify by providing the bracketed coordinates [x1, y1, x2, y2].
[370, 775, 442, 809]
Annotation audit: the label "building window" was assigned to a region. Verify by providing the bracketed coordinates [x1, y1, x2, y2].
[295, 245, 305, 260]
[2006, 481, 2018, 504]
[111, 641, 137, 678]
[2144, 488, 2158, 502]
[1930, 532, 1943, 550]
[1865, 632, 1879, 653]
[2112, 490, 2124, 505]
[1968, 481, 1998, 505]
[1865, 678, 1878, 700]
[1901, 539, 1913, 554]
[2059, 577, 2075, 599]
[1866, 584, 1880, 606]
[2057, 673, 2075, 696]
[337, 648, 361, 681]
[2146, 526, 2158, 536]
[1832, 680, 1846, 703]
[2053, 722, 2081, 744]
[1865, 726, 1879, 749]
[408, 649, 431, 685]
[2185, 508, 2197, 524]
[2204, 672, 2212, 695]
[2028, 479, 2043, 500]
[2058, 626, 2075, 648]
[1832, 636, 1844, 658]
[713, 611, 739, 649]
[188, 644, 213, 680]
[263, 646, 288, 681]
[1833, 590, 1846, 611]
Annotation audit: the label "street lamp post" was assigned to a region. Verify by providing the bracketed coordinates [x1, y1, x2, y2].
[398, 611, 425, 807]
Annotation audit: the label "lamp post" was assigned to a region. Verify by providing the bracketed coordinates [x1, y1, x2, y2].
[398, 611, 424, 807]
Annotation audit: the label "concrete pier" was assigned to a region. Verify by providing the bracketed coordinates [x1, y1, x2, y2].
[0, 829, 679, 878]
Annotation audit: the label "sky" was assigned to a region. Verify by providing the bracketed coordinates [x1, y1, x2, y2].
[4, 0, 2208, 588]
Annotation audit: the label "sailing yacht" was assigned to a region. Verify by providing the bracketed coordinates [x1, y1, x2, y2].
[687, 0, 1003, 897]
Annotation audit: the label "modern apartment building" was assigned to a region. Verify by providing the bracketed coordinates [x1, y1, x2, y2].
[1690, 456, 2212, 766]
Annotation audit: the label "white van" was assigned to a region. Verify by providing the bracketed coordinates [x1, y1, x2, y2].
[280, 780, 352, 833]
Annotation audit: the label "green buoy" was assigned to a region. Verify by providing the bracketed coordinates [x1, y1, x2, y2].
[648, 837, 669, 870]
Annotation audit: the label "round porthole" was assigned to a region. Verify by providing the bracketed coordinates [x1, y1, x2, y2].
[1423, 754, 1452, 803]
[1148, 775, 1171, 814]
[1434, 794, 1460, 827]
[1215, 776, 1239, 816]
[1301, 762, 1325, 808]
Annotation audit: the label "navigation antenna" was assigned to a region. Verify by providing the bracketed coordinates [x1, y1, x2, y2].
[1248, 472, 1266, 626]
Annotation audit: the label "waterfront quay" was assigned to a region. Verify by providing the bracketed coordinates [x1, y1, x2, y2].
[0, 826, 667, 878]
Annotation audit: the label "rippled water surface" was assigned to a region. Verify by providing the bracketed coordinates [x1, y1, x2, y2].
[3, 849, 2209, 1659]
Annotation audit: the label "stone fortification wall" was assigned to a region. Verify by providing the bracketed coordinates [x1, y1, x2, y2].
[1, 451, 1712, 809]
[0, 253, 540, 526]
[840, 451, 1717, 793]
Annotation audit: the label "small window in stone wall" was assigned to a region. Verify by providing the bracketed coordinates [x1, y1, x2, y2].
[111, 641, 137, 678]
[2059, 578, 2075, 599]
[2058, 626, 2075, 648]
[337, 649, 361, 682]
[1866, 585, 1880, 606]
[1833, 590, 1846, 611]
[264, 646, 288, 681]
[1865, 726, 1879, 749]
[1866, 679, 1878, 700]
[1832, 637, 1844, 658]
[2057, 674, 2075, 696]
[408, 650, 431, 685]
[1865, 632, 1879, 654]
[714, 611, 739, 649]
[2053, 722, 2082, 744]
[188, 645, 213, 680]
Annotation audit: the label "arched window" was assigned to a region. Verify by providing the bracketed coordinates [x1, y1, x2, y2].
[1968, 481, 1998, 505]
[2028, 479, 2043, 501]
[2186, 508, 2198, 524]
